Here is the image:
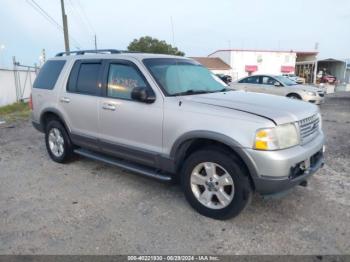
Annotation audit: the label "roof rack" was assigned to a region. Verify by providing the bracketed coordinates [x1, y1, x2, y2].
[55, 49, 122, 57]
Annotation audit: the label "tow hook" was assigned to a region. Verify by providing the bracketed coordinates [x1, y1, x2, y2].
[299, 180, 308, 187]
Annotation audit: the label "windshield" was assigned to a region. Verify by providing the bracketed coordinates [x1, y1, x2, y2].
[275, 75, 298, 86]
[143, 58, 229, 96]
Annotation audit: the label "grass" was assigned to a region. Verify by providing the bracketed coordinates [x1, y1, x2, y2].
[0, 102, 31, 123]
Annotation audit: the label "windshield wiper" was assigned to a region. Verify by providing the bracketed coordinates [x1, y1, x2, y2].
[170, 89, 211, 96]
[170, 87, 232, 96]
[218, 87, 232, 92]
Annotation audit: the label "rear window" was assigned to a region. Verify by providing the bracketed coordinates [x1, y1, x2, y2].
[33, 60, 66, 89]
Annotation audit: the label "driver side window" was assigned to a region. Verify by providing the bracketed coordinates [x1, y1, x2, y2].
[262, 76, 279, 86]
[107, 64, 147, 100]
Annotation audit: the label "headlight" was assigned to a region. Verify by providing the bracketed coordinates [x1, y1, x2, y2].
[306, 91, 316, 96]
[254, 123, 299, 150]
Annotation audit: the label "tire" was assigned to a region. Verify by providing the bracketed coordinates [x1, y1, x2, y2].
[45, 119, 74, 163]
[287, 93, 301, 100]
[181, 148, 252, 220]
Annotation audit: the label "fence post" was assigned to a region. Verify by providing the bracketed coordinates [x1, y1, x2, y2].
[12, 56, 20, 102]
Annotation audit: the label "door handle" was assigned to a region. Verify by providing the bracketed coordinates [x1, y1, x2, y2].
[102, 103, 116, 111]
[60, 97, 70, 103]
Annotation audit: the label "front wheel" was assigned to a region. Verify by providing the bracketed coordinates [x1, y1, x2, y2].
[181, 148, 252, 220]
[287, 94, 301, 100]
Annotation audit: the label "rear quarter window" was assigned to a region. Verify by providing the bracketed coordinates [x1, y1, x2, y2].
[33, 60, 66, 90]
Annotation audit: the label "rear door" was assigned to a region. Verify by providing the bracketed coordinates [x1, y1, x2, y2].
[243, 75, 262, 92]
[58, 59, 103, 149]
[98, 59, 163, 166]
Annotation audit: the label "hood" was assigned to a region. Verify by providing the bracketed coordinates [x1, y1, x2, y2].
[183, 91, 318, 125]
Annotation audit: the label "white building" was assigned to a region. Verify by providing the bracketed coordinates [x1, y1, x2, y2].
[208, 49, 297, 80]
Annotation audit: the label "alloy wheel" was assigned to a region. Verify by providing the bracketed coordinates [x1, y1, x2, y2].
[190, 162, 234, 209]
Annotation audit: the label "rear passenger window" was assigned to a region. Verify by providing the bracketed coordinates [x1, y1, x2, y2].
[33, 60, 65, 89]
[67, 61, 102, 95]
[239, 76, 259, 84]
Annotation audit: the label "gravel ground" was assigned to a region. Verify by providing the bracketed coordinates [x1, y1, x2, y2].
[0, 92, 349, 255]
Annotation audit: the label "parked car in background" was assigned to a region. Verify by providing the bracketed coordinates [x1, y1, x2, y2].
[231, 74, 325, 104]
[321, 74, 336, 84]
[282, 73, 305, 84]
[216, 74, 232, 84]
[31, 50, 325, 220]
[317, 70, 336, 85]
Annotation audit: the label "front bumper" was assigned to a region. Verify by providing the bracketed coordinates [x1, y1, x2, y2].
[245, 132, 325, 195]
[304, 94, 325, 105]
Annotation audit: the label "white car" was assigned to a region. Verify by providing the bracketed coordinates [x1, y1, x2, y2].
[231, 74, 325, 105]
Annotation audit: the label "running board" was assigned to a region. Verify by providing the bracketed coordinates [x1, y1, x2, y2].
[74, 148, 172, 182]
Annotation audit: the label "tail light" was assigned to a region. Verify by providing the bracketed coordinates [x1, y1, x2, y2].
[29, 94, 33, 110]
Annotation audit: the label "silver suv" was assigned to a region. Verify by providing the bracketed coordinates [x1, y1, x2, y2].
[31, 49, 325, 220]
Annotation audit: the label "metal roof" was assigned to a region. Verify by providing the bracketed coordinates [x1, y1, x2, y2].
[208, 49, 318, 57]
[190, 57, 231, 70]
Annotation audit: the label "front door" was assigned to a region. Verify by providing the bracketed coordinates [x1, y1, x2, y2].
[98, 60, 163, 166]
[259, 76, 285, 96]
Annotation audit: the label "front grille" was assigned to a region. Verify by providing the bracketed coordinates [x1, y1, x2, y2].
[298, 114, 320, 144]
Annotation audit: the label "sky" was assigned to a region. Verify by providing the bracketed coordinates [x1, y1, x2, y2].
[0, 0, 349, 68]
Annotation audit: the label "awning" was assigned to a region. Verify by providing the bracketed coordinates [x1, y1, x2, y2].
[245, 65, 258, 72]
[281, 66, 295, 72]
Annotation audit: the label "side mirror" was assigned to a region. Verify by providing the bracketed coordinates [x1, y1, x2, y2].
[274, 81, 281, 87]
[131, 86, 156, 103]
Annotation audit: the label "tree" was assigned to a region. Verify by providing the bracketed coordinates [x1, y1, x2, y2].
[127, 36, 185, 56]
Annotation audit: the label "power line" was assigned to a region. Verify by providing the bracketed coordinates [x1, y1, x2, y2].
[75, 0, 96, 33]
[31, 0, 81, 48]
[26, 0, 82, 49]
[26, 0, 61, 31]
[67, 0, 97, 50]
[67, 0, 94, 36]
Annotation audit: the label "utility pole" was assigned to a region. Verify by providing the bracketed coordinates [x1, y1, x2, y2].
[60, 0, 70, 52]
[94, 34, 97, 51]
[313, 42, 319, 84]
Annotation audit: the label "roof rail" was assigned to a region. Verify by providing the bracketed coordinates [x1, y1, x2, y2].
[55, 49, 122, 57]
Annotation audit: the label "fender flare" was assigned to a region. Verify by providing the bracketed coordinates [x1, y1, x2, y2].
[40, 107, 71, 133]
[170, 130, 259, 179]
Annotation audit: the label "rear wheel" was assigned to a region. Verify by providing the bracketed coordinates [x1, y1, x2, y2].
[45, 120, 74, 163]
[181, 148, 252, 220]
